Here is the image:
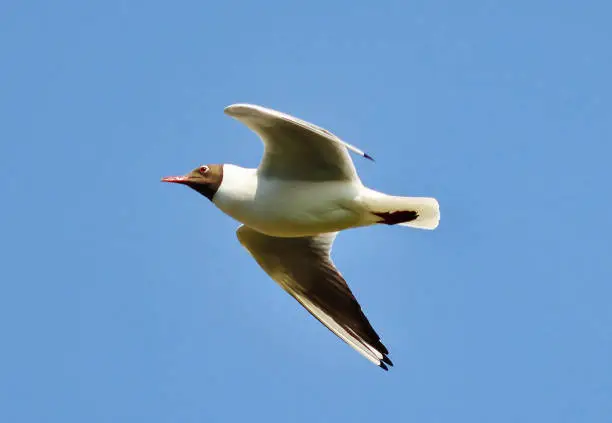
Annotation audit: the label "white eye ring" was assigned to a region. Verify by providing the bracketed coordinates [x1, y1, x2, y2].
[199, 166, 209, 175]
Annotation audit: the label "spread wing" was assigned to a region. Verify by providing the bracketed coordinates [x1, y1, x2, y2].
[224, 103, 372, 182]
[236, 225, 392, 370]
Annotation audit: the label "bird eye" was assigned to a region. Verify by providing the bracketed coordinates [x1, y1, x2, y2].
[199, 166, 209, 175]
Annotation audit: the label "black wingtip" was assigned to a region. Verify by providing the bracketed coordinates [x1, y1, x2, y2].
[364, 152, 375, 162]
[382, 356, 394, 367]
[379, 362, 389, 371]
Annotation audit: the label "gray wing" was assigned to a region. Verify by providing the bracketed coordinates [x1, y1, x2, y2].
[224, 103, 372, 182]
[236, 225, 392, 370]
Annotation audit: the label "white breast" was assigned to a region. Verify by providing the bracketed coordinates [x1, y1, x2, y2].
[213, 164, 364, 237]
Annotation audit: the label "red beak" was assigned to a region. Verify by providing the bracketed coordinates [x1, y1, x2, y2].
[161, 175, 190, 184]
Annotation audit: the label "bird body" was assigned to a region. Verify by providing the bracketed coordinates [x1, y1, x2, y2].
[162, 103, 440, 370]
[214, 167, 363, 237]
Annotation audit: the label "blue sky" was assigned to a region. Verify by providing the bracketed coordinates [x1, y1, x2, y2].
[1, 0, 611, 421]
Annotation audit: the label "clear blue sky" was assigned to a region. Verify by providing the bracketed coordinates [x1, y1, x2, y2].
[1, 0, 610, 421]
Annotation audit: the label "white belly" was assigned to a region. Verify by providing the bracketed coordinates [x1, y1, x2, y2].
[213, 177, 365, 237]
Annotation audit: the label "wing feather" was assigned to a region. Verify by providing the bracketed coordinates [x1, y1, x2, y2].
[224, 103, 371, 182]
[236, 225, 392, 370]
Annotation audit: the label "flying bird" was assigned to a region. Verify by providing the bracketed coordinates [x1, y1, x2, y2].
[162, 104, 440, 370]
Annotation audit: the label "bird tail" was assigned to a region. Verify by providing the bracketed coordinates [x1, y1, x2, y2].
[363, 191, 440, 230]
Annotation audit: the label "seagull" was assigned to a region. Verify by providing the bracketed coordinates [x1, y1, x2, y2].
[162, 104, 440, 370]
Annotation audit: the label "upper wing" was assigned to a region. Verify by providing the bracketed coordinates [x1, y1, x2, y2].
[224, 103, 372, 182]
[236, 225, 392, 370]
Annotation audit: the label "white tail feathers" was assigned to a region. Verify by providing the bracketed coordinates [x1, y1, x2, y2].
[364, 193, 440, 230]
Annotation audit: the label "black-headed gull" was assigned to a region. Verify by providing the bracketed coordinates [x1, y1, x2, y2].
[162, 104, 440, 370]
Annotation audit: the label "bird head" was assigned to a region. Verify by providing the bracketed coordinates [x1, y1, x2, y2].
[161, 164, 224, 201]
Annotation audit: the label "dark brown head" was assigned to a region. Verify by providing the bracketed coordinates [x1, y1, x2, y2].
[161, 164, 224, 201]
